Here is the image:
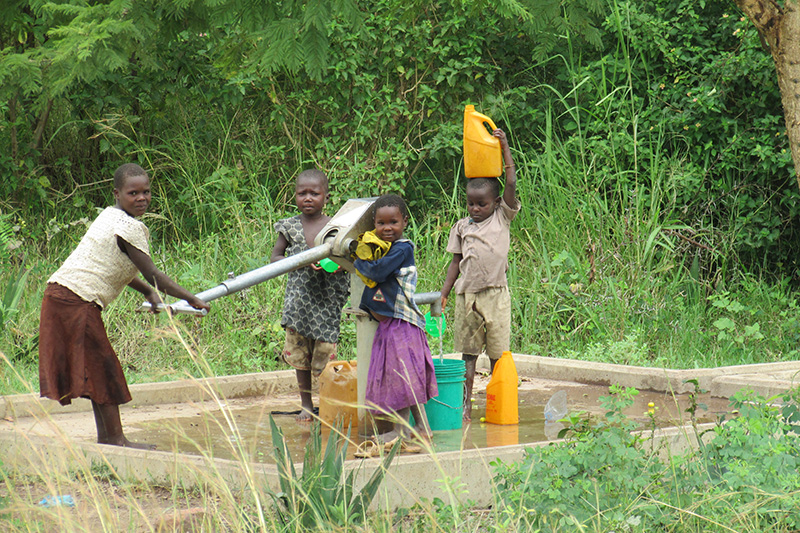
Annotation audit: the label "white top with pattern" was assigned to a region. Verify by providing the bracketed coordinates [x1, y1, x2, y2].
[49, 206, 150, 308]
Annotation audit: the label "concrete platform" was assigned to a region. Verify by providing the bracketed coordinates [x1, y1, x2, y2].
[2, 354, 799, 510]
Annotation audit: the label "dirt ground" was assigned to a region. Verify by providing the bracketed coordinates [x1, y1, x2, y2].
[0, 477, 210, 532]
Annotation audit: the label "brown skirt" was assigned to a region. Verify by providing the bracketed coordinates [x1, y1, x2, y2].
[38, 283, 132, 406]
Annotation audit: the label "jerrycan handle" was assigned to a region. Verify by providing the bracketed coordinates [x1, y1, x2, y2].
[465, 104, 498, 135]
[329, 360, 354, 373]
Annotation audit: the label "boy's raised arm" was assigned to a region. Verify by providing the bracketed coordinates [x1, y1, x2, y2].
[494, 129, 518, 209]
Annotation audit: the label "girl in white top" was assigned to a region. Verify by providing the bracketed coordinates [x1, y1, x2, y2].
[39, 163, 209, 449]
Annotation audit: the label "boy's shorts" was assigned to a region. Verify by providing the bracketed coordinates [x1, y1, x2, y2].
[453, 286, 511, 361]
[282, 328, 337, 376]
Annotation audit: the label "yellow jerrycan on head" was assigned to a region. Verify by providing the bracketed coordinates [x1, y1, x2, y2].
[463, 104, 502, 178]
[318, 360, 358, 430]
[484, 351, 519, 425]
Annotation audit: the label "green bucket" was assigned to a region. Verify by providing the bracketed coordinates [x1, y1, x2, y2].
[425, 359, 466, 431]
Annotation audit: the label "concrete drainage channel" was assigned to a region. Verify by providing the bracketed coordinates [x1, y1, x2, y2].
[2, 354, 800, 510]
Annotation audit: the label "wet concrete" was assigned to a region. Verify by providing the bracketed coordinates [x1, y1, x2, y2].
[1, 354, 798, 510]
[74, 373, 730, 463]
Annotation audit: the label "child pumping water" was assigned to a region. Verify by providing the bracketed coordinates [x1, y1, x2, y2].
[353, 194, 438, 455]
[38, 163, 210, 449]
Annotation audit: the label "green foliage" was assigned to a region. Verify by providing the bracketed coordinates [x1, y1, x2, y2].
[0, 268, 28, 333]
[267, 417, 400, 529]
[493, 385, 800, 531]
[709, 290, 764, 345]
[4, 0, 800, 390]
[617, 0, 799, 271]
[492, 385, 666, 529]
[0, 212, 29, 333]
[706, 390, 800, 494]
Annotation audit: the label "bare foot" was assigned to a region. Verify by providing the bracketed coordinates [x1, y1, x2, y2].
[99, 437, 156, 450]
[462, 408, 472, 422]
[295, 407, 314, 422]
[370, 430, 402, 444]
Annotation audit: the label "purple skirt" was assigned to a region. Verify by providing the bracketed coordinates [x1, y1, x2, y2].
[365, 318, 438, 413]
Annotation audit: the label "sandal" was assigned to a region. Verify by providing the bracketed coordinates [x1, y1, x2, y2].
[354, 440, 382, 458]
[383, 437, 422, 454]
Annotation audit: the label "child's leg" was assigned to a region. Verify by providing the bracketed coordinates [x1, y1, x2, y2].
[296, 369, 314, 421]
[91, 401, 108, 442]
[484, 286, 511, 374]
[453, 293, 487, 422]
[298, 339, 337, 422]
[409, 404, 432, 441]
[393, 407, 412, 439]
[282, 329, 319, 422]
[462, 354, 480, 421]
[92, 401, 154, 449]
[372, 407, 411, 444]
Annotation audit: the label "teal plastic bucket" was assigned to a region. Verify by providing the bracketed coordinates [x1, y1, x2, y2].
[425, 359, 466, 431]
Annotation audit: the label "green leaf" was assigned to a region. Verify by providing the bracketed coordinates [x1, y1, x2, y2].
[713, 317, 735, 331]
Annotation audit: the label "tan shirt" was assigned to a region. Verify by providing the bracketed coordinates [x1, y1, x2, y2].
[446, 197, 520, 294]
[49, 206, 150, 308]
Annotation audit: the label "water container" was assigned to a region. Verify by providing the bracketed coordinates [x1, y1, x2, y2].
[318, 360, 358, 430]
[425, 359, 466, 431]
[543, 390, 568, 422]
[318, 258, 341, 273]
[463, 104, 502, 178]
[485, 351, 519, 425]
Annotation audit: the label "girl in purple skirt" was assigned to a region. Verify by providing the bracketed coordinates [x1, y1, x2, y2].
[354, 194, 437, 449]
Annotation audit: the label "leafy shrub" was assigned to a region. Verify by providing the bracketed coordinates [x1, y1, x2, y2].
[493, 385, 800, 531]
[492, 385, 669, 529]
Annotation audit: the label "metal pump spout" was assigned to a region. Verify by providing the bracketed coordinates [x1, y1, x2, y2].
[312, 197, 378, 273]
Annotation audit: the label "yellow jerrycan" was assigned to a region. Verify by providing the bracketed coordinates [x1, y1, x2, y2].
[485, 351, 519, 425]
[463, 104, 502, 178]
[318, 360, 359, 430]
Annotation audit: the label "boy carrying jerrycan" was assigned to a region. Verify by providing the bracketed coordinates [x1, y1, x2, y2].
[441, 105, 520, 422]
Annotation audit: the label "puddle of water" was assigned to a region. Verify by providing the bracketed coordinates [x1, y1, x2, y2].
[136, 383, 733, 464]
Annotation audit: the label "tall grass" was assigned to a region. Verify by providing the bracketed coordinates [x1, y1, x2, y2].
[4, 338, 800, 532]
[3, 123, 800, 397]
[3, 32, 800, 395]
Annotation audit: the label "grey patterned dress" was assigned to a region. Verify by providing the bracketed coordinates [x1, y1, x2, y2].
[276, 216, 350, 342]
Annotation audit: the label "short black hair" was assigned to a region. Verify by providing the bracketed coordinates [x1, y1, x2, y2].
[296, 168, 329, 192]
[372, 194, 408, 218]
[114, 163, 148, 189]
[466, 177, 500, 199]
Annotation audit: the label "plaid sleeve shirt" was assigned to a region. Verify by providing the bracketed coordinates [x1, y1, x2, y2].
[394, 263, 425, 329]
[354, 239, 425, 330]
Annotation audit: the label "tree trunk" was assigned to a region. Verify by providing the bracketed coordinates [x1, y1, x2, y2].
[735, 0, 800, 190]
[9, 94, 18, 163]
[30, 98, 53, 153]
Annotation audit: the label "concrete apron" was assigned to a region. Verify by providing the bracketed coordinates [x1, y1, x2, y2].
[3, 354, 800, 510]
